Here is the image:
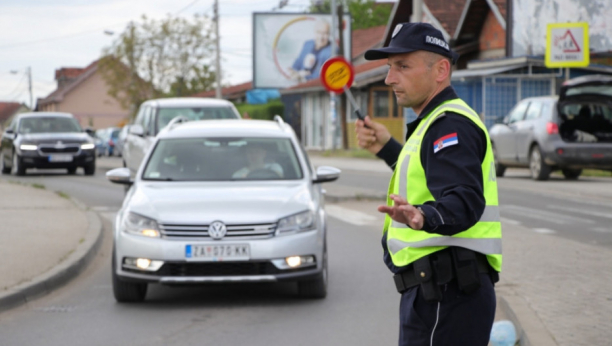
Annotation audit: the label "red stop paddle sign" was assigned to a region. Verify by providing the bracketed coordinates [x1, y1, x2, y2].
[320, 57, 355, 93]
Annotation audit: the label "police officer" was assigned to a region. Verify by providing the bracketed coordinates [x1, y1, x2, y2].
[355, 22, 502, 346]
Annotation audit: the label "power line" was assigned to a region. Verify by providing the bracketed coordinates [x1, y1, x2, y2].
[176, 0, 205, 14]
[1, 73, 27, 99]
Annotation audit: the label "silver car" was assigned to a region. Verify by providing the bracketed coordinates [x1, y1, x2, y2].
[106, 118, 340, 302]
[123, 97, 241, 177]
[489, 74, 612, 180]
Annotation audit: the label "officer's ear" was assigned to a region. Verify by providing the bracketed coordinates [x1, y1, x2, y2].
[433, 57, 451, 83]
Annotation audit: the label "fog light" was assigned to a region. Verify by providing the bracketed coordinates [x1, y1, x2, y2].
[123, 257, 164, 271]
[286, 256, 301, 268]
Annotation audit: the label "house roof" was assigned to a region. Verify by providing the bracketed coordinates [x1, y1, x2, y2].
[38, 60, 99, 107]
[351, 25, 387, 59]
[190, 81, 252, 99]
[0, 102, 22, 123]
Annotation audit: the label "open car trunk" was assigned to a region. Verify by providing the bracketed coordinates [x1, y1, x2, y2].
[558, 75, 612, 143]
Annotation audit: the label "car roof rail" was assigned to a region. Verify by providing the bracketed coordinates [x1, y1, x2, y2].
[166, 115, 190, 130]
[274, 115, 288, 131]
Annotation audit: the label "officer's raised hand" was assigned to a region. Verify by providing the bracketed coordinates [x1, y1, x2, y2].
[355, 115, 391, 154]
[378, 194, 424, 230]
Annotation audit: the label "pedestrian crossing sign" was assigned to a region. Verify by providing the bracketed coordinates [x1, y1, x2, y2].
[545, 22, 589, 68]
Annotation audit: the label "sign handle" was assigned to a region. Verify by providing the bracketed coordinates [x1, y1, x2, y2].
[343, 85, 365, 121]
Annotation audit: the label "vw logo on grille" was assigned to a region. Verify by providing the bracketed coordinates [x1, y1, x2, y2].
[208, 221, 227, 240]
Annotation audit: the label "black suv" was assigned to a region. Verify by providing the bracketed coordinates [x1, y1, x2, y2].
[1, 112, 96, 176]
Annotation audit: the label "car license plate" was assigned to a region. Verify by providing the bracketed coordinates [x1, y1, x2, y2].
[48, 154, 73, 162]
[185, 244, 250, 260]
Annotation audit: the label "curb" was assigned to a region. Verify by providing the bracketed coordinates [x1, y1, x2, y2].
[0, 195, 103, 312]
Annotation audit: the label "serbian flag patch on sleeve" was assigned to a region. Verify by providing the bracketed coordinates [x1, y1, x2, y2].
[433, 133, 458, 153]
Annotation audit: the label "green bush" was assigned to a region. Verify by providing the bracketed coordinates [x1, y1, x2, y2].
[235, 100, 284, 121]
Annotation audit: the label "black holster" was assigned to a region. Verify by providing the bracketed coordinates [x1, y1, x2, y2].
[451, 247, 482, 294]
[413, 256, 442, 302]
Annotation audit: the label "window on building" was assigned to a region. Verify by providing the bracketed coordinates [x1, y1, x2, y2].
[370, 87, 401, 118]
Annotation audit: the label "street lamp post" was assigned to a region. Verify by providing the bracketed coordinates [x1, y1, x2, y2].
[10, 67, 33, 110]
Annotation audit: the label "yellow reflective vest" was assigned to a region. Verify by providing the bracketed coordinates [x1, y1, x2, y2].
[384, 98, 502, 272]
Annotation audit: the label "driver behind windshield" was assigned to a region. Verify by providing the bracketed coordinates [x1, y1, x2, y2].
[232, 142, 283, 179]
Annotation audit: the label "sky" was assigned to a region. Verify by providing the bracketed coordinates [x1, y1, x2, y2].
[0, 0, 321, 108]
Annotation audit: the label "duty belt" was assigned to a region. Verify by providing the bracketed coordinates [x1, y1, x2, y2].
[393, 249, 491, 294]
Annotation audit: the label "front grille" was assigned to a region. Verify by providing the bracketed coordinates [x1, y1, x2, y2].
[160, 222, 277, 239]
[123, 261, 310, 277]
[39, 144, 80, 154]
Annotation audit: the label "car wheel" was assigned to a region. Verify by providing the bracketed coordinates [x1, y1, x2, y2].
[67, 167, 77, 175]
[1, 153, 10, 174]
[12, 152, 26, 176]
[112, 247, 147, 303]
[298, 242, 328, 299]
[492, 145, 506, 177]
[83, 163, 95, 176]
[529, 145, 551, 181]
[562, 168, 582, 180]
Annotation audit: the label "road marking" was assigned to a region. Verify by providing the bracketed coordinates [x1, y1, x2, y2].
[326, 205, 377, 226]
[501, 217, 521, 225]
[502, 205, 594, 225]
[547, 204, 612, 220]
[533, 228, 557, 234]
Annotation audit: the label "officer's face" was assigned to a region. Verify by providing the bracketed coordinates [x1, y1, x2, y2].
[385, 51, 438, 112]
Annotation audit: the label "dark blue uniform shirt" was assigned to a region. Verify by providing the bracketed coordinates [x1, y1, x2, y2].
[377, 86, 487, 274]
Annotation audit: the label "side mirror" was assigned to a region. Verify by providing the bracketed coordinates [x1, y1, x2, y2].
[5, 128, 14, 134]
[129, 124, 144, 137]
[84, 128, 95, 137]
[313, 166, 341, 184]
[106, 167, 133, 185]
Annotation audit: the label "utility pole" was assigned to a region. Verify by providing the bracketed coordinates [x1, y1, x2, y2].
[330, 0, 338, 150]
[213, 0, 222, 99]
[337, 3, 348, 149]
[27, 66, 33, 110]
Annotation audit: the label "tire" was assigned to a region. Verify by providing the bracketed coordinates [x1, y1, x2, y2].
[562, 168, 582, 180]
[492, 145, 506, 177]
[83, 162, 95, 176]
[67, 167, 77, 175]
[1, 153, 10, 174]
[112, 248, 147, 303]
[12, 152, 25, 176]
[529, 145, 551, 181]
[298, 243, 328, 299]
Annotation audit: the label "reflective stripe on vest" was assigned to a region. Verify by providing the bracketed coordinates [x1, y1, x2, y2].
[384, 99, 502, 272]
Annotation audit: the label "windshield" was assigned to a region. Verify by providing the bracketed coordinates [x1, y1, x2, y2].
[157, 107, 239, 130]
[18, 117, 82, 134]
[143, 137, 303, 181]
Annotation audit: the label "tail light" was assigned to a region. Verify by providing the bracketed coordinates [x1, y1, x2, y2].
[546, 122, 559, 135]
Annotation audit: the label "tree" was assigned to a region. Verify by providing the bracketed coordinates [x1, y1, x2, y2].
[309, 0, 393, 30]
[99, 14, 217, 117]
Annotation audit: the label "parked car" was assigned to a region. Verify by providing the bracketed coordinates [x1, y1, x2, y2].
[94, 128, 108, 157]
[114, 125, 130, 157]
[122, 97, 241, 177]
[489, 74, 612, 181]
[106, 117, 340, 302]
[0, 112, 96, 175]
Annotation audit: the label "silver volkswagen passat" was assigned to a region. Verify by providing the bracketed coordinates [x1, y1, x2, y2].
[106, 118, 340, 302]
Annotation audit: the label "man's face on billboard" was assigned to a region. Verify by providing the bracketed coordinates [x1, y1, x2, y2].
[314, 21, 330, 50]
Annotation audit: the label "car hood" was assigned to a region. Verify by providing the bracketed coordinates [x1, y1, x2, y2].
[127, 181, 315, 225]
[20, 132, 91, 144]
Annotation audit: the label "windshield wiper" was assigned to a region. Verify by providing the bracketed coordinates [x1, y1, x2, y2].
[145, 177, 175, 181]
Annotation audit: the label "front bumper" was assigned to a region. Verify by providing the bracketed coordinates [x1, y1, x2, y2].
[19, 149, 96, 168]
[114, 229, 324, 285]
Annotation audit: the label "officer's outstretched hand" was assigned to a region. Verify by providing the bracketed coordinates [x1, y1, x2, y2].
[378, 194, 424, 230]
[355, 116, 391, 154]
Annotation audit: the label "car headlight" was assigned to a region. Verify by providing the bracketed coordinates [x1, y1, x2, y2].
[19, 144, 37, 151]
[123, 212, 161, 238]
[81, 143, 95, 150]
[276, 210, 316, 235]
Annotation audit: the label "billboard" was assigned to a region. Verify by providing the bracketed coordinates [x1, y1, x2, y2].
[253, 13, 352, 89]
[511, 0, 612, 57]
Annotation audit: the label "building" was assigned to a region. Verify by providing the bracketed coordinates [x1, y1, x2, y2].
[36, 60, 129, 129]
[0, 102, 30, 130]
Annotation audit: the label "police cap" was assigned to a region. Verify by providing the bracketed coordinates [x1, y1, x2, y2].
[364, 22, 459, 64]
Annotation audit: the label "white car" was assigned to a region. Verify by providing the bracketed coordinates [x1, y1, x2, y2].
[106, 117, 340, 302]
[123, 97, 241, 176]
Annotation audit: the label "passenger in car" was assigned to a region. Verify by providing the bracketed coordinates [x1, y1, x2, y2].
[232, 142, 283, 179]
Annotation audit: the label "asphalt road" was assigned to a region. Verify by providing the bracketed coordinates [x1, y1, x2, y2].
[0, 158, 399, 346]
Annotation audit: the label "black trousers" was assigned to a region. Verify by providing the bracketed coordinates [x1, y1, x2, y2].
[398, 273, 496, 346]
